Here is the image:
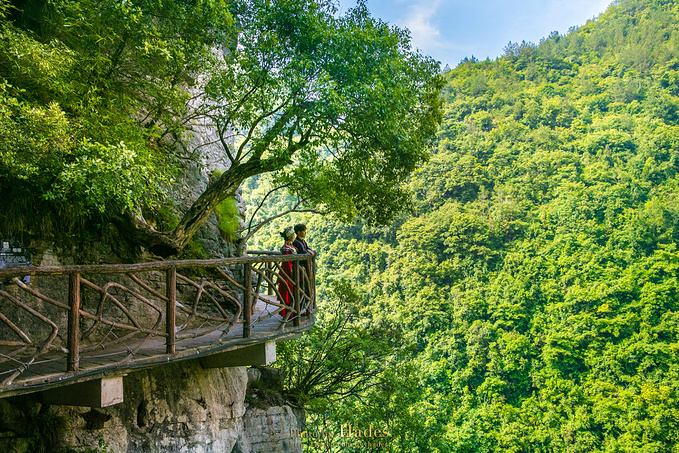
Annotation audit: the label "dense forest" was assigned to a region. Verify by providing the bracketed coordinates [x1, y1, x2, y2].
[244, 0, 679, 451]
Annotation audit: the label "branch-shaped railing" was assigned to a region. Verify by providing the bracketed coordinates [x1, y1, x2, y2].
[0, 254, 315, 391]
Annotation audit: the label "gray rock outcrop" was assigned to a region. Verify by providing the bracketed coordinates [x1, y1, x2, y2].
[234, 406, 303, 453]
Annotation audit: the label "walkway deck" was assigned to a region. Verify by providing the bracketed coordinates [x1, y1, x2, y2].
[0, 255, 316, 398]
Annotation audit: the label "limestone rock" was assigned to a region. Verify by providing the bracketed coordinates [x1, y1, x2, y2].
[233, 405, 303, 453]
[56, 361, 248, 453]
[233, 366, 303, 453]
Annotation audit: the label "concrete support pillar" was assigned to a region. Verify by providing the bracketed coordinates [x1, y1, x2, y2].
[200, 341, 276, 368]
[41, 376, 124, 408]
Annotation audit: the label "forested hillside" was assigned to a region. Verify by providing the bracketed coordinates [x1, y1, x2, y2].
[249, 0, 679, 450]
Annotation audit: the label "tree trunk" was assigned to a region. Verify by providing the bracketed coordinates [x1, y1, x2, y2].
[115, 158, 279, 257]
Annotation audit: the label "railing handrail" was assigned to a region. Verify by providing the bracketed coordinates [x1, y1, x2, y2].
[0, 254, 311, 278]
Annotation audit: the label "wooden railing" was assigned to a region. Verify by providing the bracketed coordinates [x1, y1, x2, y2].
[0, 254, 315, 391]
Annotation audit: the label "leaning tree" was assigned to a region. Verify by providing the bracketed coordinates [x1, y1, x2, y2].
[0, 0, 443, 256]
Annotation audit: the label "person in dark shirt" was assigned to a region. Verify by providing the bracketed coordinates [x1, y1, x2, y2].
[293, 224, 315, 307]
[292, 224, 315, 257]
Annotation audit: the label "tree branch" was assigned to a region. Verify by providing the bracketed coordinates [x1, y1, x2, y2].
[241, 206, 322, 245]
[246, 183, 293, 231]
[103, 30, 130, 81]
[215, 116, 236, 163]
[235, 103, 290, 162]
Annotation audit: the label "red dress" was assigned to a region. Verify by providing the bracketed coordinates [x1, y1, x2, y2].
[277, 243, 296, 317]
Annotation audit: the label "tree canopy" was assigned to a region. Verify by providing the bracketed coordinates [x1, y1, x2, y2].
[0, 0, 443, 256]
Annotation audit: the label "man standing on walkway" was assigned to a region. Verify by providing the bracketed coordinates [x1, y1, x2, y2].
[293, 224, 315, 257]
[293, 224, 315, 307]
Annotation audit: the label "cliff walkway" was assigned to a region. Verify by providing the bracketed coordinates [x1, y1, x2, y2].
[0, 253, 315, 404]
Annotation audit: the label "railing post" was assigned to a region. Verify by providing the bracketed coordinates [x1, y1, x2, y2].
[166, 266, 176, 354]
[293, 260, 301, 327]
[306, 255, 313, 317]
[311, 254, 317, 312]
[266, 262, 273, 295]
[67, 272, 80, 372]
[243, 263, 252, 337]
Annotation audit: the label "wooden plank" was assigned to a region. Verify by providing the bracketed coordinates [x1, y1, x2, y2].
[33, 360, 65, 373]
[4, 320, 314, 397]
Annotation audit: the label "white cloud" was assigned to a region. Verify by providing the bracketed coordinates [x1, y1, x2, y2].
[401, 0, 469, 60]
[404, 0, 442, 46]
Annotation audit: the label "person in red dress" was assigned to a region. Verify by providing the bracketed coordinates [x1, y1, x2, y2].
[277, 226, 296, 318]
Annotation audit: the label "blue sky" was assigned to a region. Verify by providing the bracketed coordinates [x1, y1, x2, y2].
[337, 0, 613, 68]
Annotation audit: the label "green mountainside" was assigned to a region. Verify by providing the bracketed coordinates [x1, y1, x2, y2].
[266, 0, 679, 450]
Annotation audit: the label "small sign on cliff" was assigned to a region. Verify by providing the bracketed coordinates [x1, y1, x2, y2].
[0, 239, 32, 283]
[0, 239, 31, 267]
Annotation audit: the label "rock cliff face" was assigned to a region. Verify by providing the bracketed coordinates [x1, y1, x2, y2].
[61, 361, 248, 452]
[235, 406, 303, 453]
[234, 367, 304, 453]
[0, 361, 303, 452]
